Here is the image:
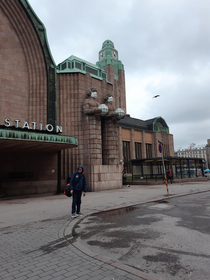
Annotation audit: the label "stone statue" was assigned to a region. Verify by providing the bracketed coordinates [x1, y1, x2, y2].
[104, 93, 118, 118]
[83, 87, 102, 115]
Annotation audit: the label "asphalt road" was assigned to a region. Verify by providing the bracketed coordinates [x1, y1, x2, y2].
[74, 192, 210, 280]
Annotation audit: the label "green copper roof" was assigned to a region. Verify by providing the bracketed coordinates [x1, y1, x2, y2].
[57, 55, 109, 82]
[0, 129, 78, 151]
[152, 117, 169, 134]
[117, 115, 170, 134]
[96, 40, 124, 80]
[102, 40, 115, 49]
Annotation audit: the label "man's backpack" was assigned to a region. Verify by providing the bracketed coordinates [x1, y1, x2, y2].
[64, 183, 72, 197]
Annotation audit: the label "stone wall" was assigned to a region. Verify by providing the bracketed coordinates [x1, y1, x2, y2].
[0, 1, 54, 196]
[57, 71, 125, 191]
[92, 165, 122, 191]
[0, 0, 47, 125]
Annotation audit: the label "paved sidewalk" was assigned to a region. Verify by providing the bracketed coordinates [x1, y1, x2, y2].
[0, 181, 210, 280]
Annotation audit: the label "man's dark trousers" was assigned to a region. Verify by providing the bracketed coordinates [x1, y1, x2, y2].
[72, 190, 82, 214]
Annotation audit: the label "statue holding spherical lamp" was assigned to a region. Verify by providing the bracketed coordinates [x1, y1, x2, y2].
[102, 93, 125, 119]
[103, 93, 119, 118]
[83, 87, 102, 115]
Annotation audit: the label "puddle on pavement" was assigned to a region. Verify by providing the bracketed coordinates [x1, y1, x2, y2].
[151, 204, 171, 209]
[156, 200, 169, 203]
[74, 204, 161, 244]
[95, 206, 138, 217]
[147, 200, 172, 210]
[143, 252, 179, 263]
[39, 236, 74, 254]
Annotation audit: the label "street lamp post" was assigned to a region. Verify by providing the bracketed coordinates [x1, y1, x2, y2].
[158, 141, 169, 195]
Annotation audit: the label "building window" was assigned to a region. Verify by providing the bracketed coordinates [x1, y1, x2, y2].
[102, 72, 107, 79]
[146, 143, 152, 158]
[75, 61, 82, 69]
[123, 141, 131, 173]
[62, 62, 66, 70]
[86, 66, 98, 76]
[135, 142, 142, 159]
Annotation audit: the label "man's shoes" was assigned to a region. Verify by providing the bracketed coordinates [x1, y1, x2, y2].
[76, 212, 83, 217]
[71, 213, 77, 218]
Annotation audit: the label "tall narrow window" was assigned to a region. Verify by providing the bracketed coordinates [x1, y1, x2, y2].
[119, 95, 121, 108]
[101, 118, 106, 165]
[146, 143, 152, 158]
[123, 141, 131, 173]
[135, 142, 142, 159]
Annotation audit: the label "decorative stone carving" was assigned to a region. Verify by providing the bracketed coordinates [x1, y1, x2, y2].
[83, 87, 102, 115]
[103, 93, 118, 118]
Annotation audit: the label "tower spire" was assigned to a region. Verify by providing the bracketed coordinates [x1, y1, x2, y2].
[96, 39, 124, 80]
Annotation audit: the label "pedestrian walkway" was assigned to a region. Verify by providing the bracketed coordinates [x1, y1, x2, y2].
[0, 181, 210, 280]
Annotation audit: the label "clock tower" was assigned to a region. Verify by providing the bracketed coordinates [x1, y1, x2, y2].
[96, 40, 126, 113]
[97, 40, 124, 81]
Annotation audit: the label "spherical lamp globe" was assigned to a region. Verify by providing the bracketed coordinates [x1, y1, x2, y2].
[98, 104, 108, 116]
[115, 108, 125, 119]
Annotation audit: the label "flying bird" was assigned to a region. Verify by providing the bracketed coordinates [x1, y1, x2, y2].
[152, 95, 160, 98]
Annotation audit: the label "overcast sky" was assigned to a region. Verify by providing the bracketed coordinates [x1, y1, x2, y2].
[28, 0, 210, 151]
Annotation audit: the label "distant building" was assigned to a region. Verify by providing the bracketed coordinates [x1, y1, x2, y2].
[176, 144, 208, 169]
[117, 114, 174, 173]
[205, 140, 210, 169]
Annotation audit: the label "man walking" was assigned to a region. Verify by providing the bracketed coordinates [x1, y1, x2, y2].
[70, 165, 87, 218]
[166, 169, 173, 184]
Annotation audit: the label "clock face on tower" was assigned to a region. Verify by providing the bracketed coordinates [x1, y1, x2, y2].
[112, 51, 117, 59]
[100, 51, 104, 60]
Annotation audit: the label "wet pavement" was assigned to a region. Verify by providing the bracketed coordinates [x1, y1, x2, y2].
[0, 181, 210, 280]
[74, 192, 210, 279]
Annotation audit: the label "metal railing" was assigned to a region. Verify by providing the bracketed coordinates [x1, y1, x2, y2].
[130, 174, 165, 182]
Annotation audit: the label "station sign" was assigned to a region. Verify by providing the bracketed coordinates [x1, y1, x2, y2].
[3, 118, 62, 133]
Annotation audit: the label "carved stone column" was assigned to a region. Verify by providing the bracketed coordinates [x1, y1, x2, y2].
[102, 117, 118, 165]
[83, 114, 102, 191]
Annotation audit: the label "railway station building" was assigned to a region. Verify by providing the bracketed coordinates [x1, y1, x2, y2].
[0, 0, 174, 196]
